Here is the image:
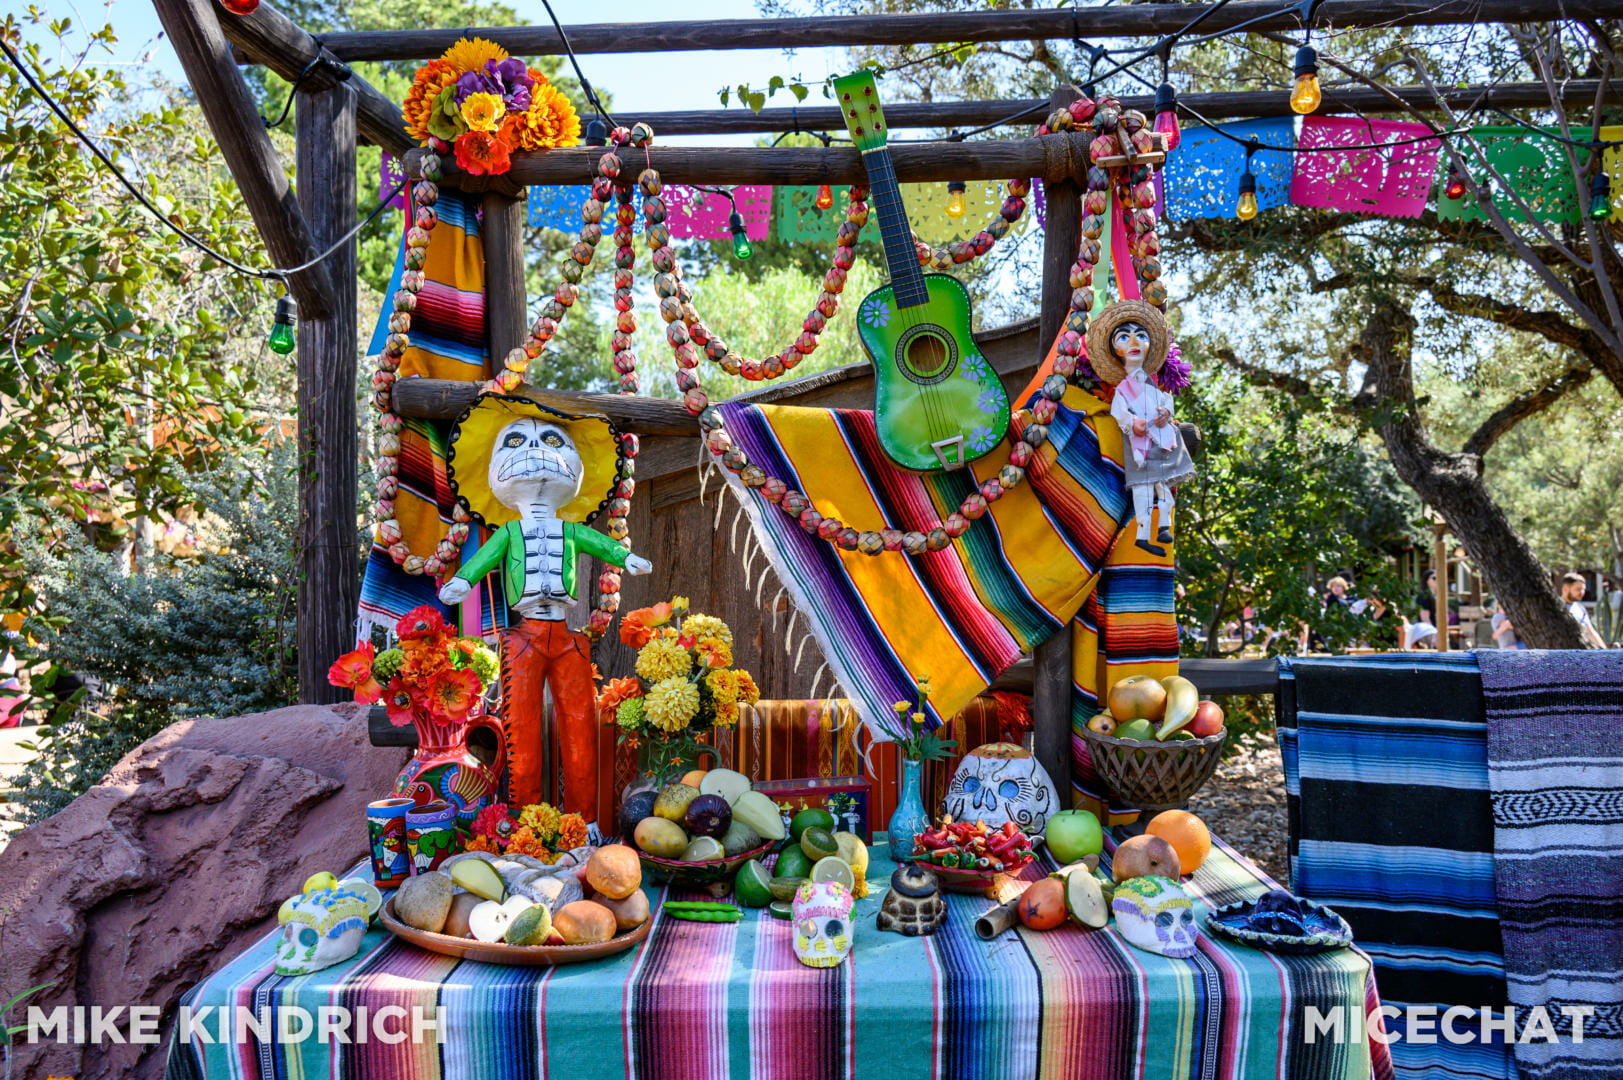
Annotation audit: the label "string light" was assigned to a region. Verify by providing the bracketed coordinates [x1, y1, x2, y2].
[944, 179, 967, 218]
[219, 0, 261, 13]
[268, 297, 298, 355]
[1444, 162, 1467, 200]
[1290, 45, 1321, 114]
[1590, 170, 1612, 221]
[1236, 139, 1259, 221]
[815, 182, 834, 210]
[584, 118, 609, 146]
[728, 210, 752, 259]
[1152, 81, 1182, 151]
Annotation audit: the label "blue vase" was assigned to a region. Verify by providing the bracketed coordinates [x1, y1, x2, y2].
[887, 757, 931, 861]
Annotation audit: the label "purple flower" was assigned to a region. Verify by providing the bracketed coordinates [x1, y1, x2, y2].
[1156, 342, 1191, 395]
[454, 58, 534, 112]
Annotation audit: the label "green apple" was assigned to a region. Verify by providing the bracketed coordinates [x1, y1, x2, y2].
[1115, 717, 1156, 741]
[1044, 809, 1104, 864]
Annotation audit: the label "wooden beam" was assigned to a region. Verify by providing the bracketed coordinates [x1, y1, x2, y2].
[606, 81, 1613, 137]
[294, 80, 360, 704]
[151, 0, 336, 319]
[215, 0, 412, 157]
[406, 133, 1088, 190]
[481, 192, 529, 362]
[1031, 84, 1081, 807]
[316, 1, 1623, 60]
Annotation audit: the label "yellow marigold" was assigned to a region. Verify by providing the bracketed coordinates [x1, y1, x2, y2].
[459, 91, 505, 133]
[714, 701, 740, 727]
[707, 668, 740, 704]
[403, 59, 459, 144]
[636, 636, 691, 682]
[439, 36, 508, 72]
[682, 614, 732, 647]
[504, 78, 582, 151]
[645, 677, 700, 732]
[518, 801, 561, 841]
[696, 637, 733, 669]
[556, 814, 588, 852]
[737, 669, 761, 705]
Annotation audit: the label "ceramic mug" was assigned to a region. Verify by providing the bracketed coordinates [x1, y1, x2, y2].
[406, 800, 461, 875]
[367, 797, 416, 886]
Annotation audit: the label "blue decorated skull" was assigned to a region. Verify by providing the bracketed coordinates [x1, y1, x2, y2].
[943, 742, 1058, 832]
[1111, 875, 1198, 958]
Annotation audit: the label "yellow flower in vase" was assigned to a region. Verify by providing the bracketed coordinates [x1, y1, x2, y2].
[645, 677, 701, 732]
[696, 636, 733, 669]
[636, 636, 691, 682]
[736, 670, 761, 705]
[682, 613, 732, 647]
[460, 91, 506, 133]
[707, 668, 740, 704]
[714, 701, 740, 727]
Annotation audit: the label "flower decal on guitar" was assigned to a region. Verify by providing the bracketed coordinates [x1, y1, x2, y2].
[959, 352, 990, 382]
[968, 424, 998, 453]
[976, 385, 1005, 417]
[859, 296, 891, 329]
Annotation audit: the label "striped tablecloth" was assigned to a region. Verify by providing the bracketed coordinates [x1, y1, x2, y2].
[166, 834, 1391, 1080]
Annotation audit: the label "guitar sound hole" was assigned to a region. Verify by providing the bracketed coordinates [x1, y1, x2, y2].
[904, 331, 950, 379]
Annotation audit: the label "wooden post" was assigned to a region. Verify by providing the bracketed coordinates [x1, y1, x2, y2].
[1031, 84, 1082, 804]
[481, 193, 529, 363]
[294, 81, 360, 703]
[1432, 518, 1450, 651]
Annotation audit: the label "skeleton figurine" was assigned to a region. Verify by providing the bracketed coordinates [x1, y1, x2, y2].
[1111, 874, 1199, 958]
[793, 880, 854, 967]
[274, 882, 374, 976]
[439, 395, 651, 835]
[1089, 300, 1194, 558]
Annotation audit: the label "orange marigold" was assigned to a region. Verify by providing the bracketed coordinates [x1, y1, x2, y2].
[403, 59, 458, 143]
[465, 834, 500, 854]
[505, 826, 552, 859]
[596, 676, 643, 718]
[737, 669, 761, 705]
[555, 813, 589, 852]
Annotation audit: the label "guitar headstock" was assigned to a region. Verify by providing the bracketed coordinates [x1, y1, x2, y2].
[832, 71, 889, 153]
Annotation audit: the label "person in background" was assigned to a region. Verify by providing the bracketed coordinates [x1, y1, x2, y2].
[1561, 572, 1607, 648]
[1364, 590, 1401, 650]
[1491, 599, 1523, 650]
[1404, 619, 1439, 650]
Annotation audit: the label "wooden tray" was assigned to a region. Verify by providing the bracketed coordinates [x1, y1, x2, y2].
[637, 839, 778, 885]
[380, 898, 650, 966]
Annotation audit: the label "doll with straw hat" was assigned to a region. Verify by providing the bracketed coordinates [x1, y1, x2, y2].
[1090, 299, 1194, 557]
[437, 392, 651, 835]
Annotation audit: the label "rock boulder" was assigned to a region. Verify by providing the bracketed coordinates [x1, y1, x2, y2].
[0, 703, 408, 1080]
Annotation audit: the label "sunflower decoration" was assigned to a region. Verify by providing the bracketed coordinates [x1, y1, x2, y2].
[402, 37, 581, 177]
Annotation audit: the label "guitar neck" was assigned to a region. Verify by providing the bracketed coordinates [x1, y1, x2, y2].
[862, 147, 929, 308]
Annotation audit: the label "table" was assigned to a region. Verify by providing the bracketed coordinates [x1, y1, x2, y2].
[166, 834, 1391, 1080]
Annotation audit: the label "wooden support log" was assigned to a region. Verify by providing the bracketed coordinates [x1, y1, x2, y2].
[1031, 85, 1082, 807]
[294, 81, 360, 704]
[594, 81, 1611, 137]
[215, 1, 412, 157]
[481, 192, 529, 362]
[151, 0, 336, 319]
[316, 1, 1623, 61]
[393, 380, 701, 434]
[406, 133, 1089, 190]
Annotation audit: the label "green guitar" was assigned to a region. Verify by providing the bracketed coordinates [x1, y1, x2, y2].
[833, 70, 1010, 472]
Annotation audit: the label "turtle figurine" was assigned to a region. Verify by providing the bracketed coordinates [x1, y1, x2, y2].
[876, 863, 947, 936]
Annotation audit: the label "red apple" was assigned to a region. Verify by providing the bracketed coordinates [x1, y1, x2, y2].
[1111, 834, 1182, 882]
[1087, 712, 1117, 736]
[1190, 700, 1225, 738]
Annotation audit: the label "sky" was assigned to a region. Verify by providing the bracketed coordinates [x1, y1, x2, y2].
[15, 0, 854, 147]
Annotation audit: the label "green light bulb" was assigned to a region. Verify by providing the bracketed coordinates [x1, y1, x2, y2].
[269, 296, 298, 355]
[728, 210, 752, 260]
[1590, 173, 1612, 221]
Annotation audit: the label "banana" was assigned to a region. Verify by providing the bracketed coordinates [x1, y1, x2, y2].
[1156, 675, 1200, 740]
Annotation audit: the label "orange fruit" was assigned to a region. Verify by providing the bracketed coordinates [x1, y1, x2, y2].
[1146, 810, 1211, 876]
[679, 769, 708, 788]
[1017, 878, 1067, 931]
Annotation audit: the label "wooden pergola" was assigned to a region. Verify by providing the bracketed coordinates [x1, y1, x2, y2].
[151, 0, 1623, 797]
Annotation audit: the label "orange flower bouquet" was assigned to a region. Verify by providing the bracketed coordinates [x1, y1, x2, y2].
[328, 605, 498, 728]
[467, 800, 590, 862]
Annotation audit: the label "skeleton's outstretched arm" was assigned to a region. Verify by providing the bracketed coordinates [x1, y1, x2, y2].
[436, 527, 510, 605]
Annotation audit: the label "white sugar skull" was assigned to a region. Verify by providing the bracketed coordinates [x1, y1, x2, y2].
[488, 418, 583, 511]
[943, 742, 1058, 833]
[274, 884, 372, 976]
[792, 880, 853, 968]
[1111, 875, 1198, 958]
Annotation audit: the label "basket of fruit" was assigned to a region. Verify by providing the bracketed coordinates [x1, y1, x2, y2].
[622, 768, 788, 885]
[905, 820, 1036, 893]
[1082, 675, 1227, 811]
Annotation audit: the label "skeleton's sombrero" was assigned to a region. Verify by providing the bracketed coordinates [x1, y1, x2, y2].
[446, 392, 625, 528]
[1085, 299, 1171, 386]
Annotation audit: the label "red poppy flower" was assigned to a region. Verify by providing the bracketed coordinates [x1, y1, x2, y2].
[383, 678, 420, 727]
[472, 802, 515, 841]
[328, 642, 375, 690]
[426, 667, 482, 724]
[453, 130, 512, 176]
[396, 605, 447, 641]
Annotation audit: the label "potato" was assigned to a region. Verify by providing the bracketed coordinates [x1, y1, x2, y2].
[586, 844, 643, 900]
[598, 889, 650, 931]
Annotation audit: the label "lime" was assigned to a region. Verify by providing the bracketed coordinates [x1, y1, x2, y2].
[302, 871, 338, 894]
[682, 836, 725, 862]
[768, 900, 794, 920]
[809, 856, 856, 892]
[789, 807, 836, 842]
[768, 876, 808, 902]
[773, 846, 813, 880]
[734, 859, 773, 908]
[799, 826, 839, 861]
[340, 879, 384, 918]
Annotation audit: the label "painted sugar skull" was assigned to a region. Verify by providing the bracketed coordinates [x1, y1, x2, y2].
[943, 742, 1059, 833]
[488, 417, 583, 512]
[1111, 875, 1198, 959]
[793, 880, 854, 967]
[274, 884, 372, 976]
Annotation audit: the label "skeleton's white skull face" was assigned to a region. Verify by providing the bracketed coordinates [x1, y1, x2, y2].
[1111, 875, 1198, 958]
[792, 881, 853, 967]
[943, 742, 1058, 833]
[274, 886, 371, 976]
[488, 418, 583, 511]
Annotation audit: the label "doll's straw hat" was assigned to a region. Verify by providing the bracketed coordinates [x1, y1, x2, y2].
[1085, 299, 1170, 386]
[446, 392, 624, 528]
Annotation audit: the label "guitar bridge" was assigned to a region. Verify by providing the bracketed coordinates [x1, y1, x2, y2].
[931, 435, 968, 471]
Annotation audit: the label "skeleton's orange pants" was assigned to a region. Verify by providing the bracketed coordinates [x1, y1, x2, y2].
[497, 618, 598, 823]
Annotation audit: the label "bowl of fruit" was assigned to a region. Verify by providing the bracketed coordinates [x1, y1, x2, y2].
[1081, 675, 1228, 811]
[905, 819, 1036, 894]
[622, 768, 784, 884]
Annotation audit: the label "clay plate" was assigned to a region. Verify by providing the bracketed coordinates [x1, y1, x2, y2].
[637, 839, 778, 885]
[905, 852, 1036, 894]
[380, 898, 651, 966]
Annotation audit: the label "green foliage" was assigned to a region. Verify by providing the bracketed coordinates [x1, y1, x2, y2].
[11, 449, 300, 822]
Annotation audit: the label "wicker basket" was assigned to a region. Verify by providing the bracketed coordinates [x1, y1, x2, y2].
[1080, 726, 1227, 811]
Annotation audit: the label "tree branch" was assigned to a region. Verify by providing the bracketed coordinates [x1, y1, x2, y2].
[1463, 360, 1595, 457]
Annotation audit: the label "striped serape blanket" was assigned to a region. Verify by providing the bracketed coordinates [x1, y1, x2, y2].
[358, 188, 502, 640]
[1279, 654, 1515, 1080]
[716, 340, 1176, 810]
[166, 834, 1390, 1080]
[1477, 649, 1623, 1079]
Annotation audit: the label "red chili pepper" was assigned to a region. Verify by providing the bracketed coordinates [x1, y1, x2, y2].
[1002, 821, 1018, 837]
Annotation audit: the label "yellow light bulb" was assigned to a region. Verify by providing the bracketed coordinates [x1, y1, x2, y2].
[945, 189, 965, 218]
[1236, 191, 1259, 221]
[1290, 73, 1321, 114]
